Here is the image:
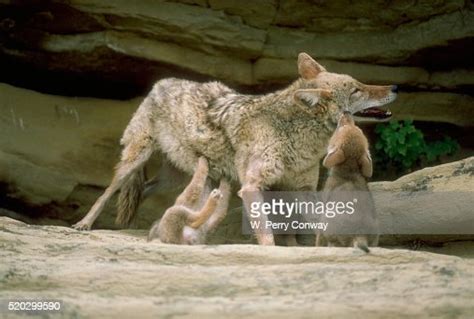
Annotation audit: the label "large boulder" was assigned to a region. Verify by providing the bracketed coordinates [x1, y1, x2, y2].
[0, 216, 473, 318]
[371, 157, 474, 245]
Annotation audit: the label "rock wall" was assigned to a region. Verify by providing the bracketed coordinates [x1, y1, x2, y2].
[0, 1, 473, 124]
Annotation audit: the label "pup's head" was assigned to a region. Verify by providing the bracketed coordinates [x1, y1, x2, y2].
[293, 52, 397, 123]
[322, 112, 372, 178]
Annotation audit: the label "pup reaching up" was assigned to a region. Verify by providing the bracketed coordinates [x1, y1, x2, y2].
[317, 112, 379, 252]
[148, 157, 231, 244]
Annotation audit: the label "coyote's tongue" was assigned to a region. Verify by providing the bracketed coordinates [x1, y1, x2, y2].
[354, 107, 392, 119]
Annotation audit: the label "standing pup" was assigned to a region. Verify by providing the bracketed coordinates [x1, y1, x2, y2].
[317, 112, 379, 252]
[148, 157, 231, 244]
[73, 52, 397, 245]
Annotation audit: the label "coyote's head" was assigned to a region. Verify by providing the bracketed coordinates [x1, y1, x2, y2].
[293, 53, 397, 122]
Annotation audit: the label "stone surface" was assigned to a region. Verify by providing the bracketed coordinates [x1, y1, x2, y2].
[371, 156, 474, 239]
[390, 92, 474, 126]
[263, 10, 474, 63]
[1, 216, 473, 318]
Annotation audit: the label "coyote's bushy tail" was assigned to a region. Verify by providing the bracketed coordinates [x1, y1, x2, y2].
[116, 167, 145, 227]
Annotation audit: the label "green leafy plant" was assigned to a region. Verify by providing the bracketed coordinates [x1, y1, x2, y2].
[374, 120, 459, 171]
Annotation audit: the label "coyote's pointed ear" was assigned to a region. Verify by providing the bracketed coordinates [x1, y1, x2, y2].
[323, 145, 345, 168]
[294, 89, 331, 108]
[359, 150, 373, 178]
[298, 52, 326, 79]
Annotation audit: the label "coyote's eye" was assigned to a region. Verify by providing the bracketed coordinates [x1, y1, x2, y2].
[351, 88, 360, 95]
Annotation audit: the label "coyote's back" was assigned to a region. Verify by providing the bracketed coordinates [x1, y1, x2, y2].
[129, 78, 238, 180]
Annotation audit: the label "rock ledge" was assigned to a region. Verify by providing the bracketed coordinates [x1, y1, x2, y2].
[1, 217, 473, 318]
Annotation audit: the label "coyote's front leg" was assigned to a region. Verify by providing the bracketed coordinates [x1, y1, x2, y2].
[239, 186, 274, 245]
[238, 155, 284, 246]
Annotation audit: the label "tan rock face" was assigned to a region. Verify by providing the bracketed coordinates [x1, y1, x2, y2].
[0, 217, 473, 318]
[0, 1, 473, 125]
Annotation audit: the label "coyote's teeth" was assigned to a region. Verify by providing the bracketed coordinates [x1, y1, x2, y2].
[354, 107, 392, 119]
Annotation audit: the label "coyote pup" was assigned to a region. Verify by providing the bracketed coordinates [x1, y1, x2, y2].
[148, 157, 231, 244]
[317, 112, 379, 252]
[73, 52, 397, 246]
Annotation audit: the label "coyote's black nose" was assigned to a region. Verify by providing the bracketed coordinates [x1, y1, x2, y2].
[391, 85, 398, 93]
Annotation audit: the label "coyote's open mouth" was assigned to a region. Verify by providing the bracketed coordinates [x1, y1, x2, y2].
[354, 107, 392, 120]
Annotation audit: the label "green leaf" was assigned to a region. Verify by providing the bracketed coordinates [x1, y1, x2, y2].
[389, 121, 400, 130]
[373, 120, 459, 173]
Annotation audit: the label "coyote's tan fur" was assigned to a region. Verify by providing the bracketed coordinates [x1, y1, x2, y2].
[316, 112, 379, 252]
[73, 52, 397, 245]
[148, 157, 231, 245]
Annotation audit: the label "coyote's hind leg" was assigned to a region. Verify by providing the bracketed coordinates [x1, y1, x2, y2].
[72, 136, 155, 230]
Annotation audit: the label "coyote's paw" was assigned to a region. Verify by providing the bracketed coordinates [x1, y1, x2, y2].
[257, 233, 275, 246]
[72, 220, 92, 231]
[209, 189, 223, 200]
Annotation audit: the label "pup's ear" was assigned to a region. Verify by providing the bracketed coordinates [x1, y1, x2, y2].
[294, 89, 331, 108]
[323, 145, 345, 168]
[359, 150, 373, 178]
[298, 52, 326, 79]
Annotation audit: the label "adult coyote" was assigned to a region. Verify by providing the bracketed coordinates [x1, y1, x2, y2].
[73, 52, 397, 245]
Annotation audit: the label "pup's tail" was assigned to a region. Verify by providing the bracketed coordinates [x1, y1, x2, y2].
[354, 236, 370, 253]
[116, 167, 145, 227]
